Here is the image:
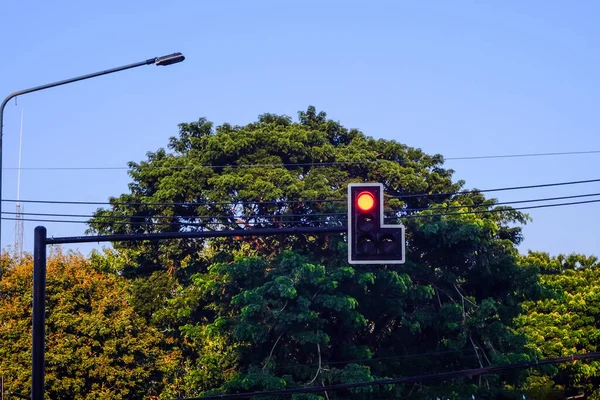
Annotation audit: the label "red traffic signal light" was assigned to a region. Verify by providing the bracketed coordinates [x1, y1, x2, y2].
[348, 183, 405, 264]
[356, 192, 375, 211]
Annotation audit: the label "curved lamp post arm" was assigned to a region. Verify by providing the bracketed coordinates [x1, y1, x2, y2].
[1, 53, 184, 125]
[0, 52, 185, 246]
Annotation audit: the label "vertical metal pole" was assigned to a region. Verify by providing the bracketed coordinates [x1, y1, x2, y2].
[32, 226, 47, 400]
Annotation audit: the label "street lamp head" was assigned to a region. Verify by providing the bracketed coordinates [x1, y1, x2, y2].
[154, 52, 185, 66]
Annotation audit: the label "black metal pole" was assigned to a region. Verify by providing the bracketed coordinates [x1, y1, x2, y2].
[32, 226, 47, 400]
[45, 225, 348, 245]
[0, 52, 184, 249]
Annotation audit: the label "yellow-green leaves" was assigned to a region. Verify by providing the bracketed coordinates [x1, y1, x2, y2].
[0, 250, 174, 399]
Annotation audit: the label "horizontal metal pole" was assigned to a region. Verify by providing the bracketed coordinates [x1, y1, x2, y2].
[44, 225, 347, 245]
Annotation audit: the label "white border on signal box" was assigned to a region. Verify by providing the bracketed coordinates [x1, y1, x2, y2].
[347, 183, 406, 265]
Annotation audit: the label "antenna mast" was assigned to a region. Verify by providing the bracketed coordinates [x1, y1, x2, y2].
[15, 109, 24, 259]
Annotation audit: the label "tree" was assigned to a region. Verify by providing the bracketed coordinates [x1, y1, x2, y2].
[0, 250, 179, 399]
[516, 252, 600, 399]
[88, 107, 538, 398]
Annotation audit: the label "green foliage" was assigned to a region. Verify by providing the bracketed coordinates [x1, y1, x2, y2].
[81, 107, 540, 398]
[0, 250, 178, 399]
[516, 252, 600, 398]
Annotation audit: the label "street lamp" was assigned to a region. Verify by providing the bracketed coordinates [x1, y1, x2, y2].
[0, 52, 185, 249]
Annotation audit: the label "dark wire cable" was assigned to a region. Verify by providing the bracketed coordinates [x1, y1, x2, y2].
[7, 191, 600, 221]
[7, 216, 345, 226]
[4, 161, 382, 170]
[4, 177, 600, 207]
[405, 198, 600, 217]
[3, 210, 346, 220]
[388, 191, 600, 213]
[181, 352, 600, 400]
[9, 198, 600, 226]
[282, 349, 475, 368]
[389, 178, 600, 200]
[4, 149, 600, 171]
[445, 149, 600, 161]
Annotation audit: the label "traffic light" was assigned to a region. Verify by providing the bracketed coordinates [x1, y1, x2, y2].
[347, 183, 405, 264]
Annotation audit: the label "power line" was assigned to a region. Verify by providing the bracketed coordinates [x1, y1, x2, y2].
[183, 352, 600, 400]
[1, 197, 342, 206]
[284, 349, 475, 368]
[389, 178, 600, 200]
[1, 216, 342, 227]
[411, 198, 600, 216]
[445, 149, 600, 161]
[6, 191, 600, 221]
[8, 198, 600, 227]
[3, 177, 600, 207]
[2, 210, 345, 220]
[4, 150, 600, 171]
[230, 349, 483, 375]
[394, 191, 600, 213]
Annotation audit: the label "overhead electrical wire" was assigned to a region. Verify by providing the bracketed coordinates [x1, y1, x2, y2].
[8, 197, 600, 226]
[389, 177, 600, 200]
[390, 191, 600, 213]
[0, 217, 333, 227]
[3, 177, 600, 207]
[445, 149, 600, 161]
[3, 149, 600, 171]
[279, 348, 477, 368]
[5, 191, 600, 221]
[182, 352, 600, 400]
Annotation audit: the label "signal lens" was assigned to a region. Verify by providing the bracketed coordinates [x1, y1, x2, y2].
[357, 214, 375, 232]
[356, 192, 375, 211]
[378, 233, 397, 255]
[357, 234, 376, 254]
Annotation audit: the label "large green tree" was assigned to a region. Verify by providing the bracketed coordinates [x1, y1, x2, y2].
[88, 107, 539, 398]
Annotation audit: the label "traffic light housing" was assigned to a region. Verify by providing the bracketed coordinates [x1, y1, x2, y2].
[348, 183, 405, 264]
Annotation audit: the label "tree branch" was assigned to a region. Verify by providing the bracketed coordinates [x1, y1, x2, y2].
[277, 300, 288, 313]
[432, 284, 443, 308]
[400, 383, 418, 399]
[321, 379, 330, 400]
[262, 331, 284, 370]
[453, 284, 479, 308]
[480, 344, 492, 366]
[432, 285, 457, 304]
[470, 335, 490, 388]
[308, 343, 322, 385]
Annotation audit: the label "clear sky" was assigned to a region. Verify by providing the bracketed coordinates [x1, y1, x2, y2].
[1, 1, 599, 257]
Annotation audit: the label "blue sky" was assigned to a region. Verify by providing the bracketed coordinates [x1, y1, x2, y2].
[1, 1, 599, 256]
